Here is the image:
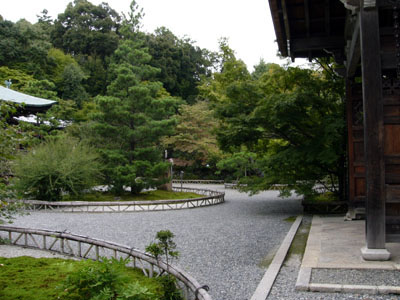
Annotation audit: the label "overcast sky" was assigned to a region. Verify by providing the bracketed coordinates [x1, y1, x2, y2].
[0, 0, 307, 71]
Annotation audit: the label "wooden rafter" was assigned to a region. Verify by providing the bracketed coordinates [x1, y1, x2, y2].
[346, 14, 360, 77]
[325, 0, 331, 35]
[304, 0, 311, 37]
[291, 36, 344, 52]
[281, 0, 292, 58]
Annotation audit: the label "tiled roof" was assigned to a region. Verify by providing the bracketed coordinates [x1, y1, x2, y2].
[0, 86, 57, 108]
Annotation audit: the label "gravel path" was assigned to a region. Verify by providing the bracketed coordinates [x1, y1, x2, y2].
[7, 184, 302, 300]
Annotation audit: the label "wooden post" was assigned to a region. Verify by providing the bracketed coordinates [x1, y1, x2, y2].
[359, 0, 390, 260]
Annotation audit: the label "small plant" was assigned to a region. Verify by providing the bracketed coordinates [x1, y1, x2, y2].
[146, 230, 179, 271]
[0, 236, 11, 244]
[146, 230, 182, 300]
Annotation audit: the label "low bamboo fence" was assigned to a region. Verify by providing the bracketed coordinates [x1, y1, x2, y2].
[14, 187, 224, 213]
[0, 226, 212, 300]
[172, 180, 224, 184]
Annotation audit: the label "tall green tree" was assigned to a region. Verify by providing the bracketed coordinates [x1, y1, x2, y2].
[201, 43, 346, 199]
[92, 5, 181, 194]
[0, 19, 51, 77]
[162, 101, 221, 165]
[51, 0, 121, 60]
[51, 0, 122, 96]
[146, 27, 215, 103]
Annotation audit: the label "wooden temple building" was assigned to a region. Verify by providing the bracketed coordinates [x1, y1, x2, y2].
[268, 0, 400, 259]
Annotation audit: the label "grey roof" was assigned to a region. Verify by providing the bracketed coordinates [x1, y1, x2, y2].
[0, 86, 57, 108]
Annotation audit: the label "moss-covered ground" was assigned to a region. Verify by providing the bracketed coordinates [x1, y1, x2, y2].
[285, 218, 311, 262]
[0, 256, 165, 300]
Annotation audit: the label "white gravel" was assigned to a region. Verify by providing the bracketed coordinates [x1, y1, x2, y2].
[7, 185, 397, 300]
[5, 184, 303, 300]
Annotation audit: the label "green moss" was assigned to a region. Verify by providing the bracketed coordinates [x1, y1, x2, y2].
[304, 192, 338, 204]
[63, 190, 202, 202]
[0, 256, 168, 300]
[284, 216, 297, 222]
[286, 221, 311, 261]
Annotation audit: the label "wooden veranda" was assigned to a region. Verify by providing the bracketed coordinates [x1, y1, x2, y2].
[269, 0, 400, 259]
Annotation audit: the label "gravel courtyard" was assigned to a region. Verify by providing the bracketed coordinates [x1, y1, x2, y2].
[7, 184, 400, 300]
[9, 184, 302, 300]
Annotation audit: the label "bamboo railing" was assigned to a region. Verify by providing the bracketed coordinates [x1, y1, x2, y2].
[15, 187, 224, 213]
[172, 180, 224, 184]
[0, 226, 212, 300]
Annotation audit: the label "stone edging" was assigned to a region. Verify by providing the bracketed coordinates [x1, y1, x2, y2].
[251, 215, 303, 300]
[296, 267, 400, 295]
[14, 187, 225, 213]
[295, 215, 400, 295]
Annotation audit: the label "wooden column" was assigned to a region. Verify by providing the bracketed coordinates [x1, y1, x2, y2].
[359, 0, 386, 250]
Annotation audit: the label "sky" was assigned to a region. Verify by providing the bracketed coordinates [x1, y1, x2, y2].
[0, 0, 307, 71]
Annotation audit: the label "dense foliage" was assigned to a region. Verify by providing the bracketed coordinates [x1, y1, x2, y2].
[0, 102, 27, 222]
[0, 0, 346, 200]
[201, 43, 346, 199]
[0, 0, 216, 196]
[59, 257, 164, 300]
[13, 136, 102, 201]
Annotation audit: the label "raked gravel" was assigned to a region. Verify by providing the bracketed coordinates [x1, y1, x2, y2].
[5, 185, 399, 300]
[6, 184, 302, 300]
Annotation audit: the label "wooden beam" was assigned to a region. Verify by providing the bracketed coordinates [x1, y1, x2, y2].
[304, 0, 310, 37]
[346, 79, 356, 207]
[346, 14, 361, 77]
[290, 36, 344, 52]
[325, 0, 331, 35]
[268, 0, 288, 57]
[359, 0, 386, 249]
[281, 0, 292, 58]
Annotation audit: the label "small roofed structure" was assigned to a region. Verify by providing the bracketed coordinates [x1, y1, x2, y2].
[0, 85, 57, 115]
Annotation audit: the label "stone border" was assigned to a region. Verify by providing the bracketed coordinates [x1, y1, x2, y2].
[14, 187, 224, 213]
[295, 215, 400, 295]
[250, 215, 303, 300]
[0, 225, 212, 300]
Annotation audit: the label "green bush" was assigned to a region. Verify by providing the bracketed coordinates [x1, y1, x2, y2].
[13, 136, 102, 201]
[59, 257, 159, 300]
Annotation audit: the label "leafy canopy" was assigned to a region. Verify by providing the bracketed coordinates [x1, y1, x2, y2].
[202, 42, 346, 198]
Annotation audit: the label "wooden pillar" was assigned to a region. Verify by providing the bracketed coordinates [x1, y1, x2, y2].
[359, 0, 389, 259]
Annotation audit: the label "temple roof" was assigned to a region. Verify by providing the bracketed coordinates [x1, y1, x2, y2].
[268, 0, 347, 60]
[0, 86, 57, 109]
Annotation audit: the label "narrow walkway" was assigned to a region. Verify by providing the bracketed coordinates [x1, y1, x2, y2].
[269, 216, 400, 300]
[7, 184, 303, 300]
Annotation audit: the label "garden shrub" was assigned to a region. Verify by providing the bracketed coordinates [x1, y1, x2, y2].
[59, 257, 159, 300]
[13, 136, 102, 201]
[58, 257, 182, 300]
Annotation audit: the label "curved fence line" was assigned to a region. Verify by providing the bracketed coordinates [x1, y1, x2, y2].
[0, 226, 212, 300]
[172, 180, 224, 184]
[15, 187, 225, 213]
